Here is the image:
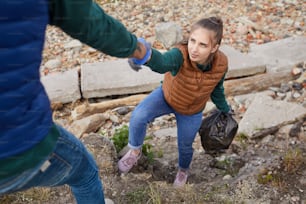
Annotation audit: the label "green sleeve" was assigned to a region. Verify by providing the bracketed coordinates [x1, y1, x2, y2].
[211, 74, 230, 113]
[48, 0, 137, 57]
[145, 48, 183, 75]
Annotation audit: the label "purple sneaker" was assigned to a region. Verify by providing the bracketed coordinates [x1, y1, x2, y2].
[118, 149, 141, 173]
[173, 169, 189, 188]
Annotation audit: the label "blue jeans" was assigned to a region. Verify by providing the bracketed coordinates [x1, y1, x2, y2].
[129, 86, 202, 169]
[0, 125, 105, 204]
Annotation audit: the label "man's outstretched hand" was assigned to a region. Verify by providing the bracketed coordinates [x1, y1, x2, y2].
[128, 38, 151, 72]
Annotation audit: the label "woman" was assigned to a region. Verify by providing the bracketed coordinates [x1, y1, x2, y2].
[118, 16, 231, 187]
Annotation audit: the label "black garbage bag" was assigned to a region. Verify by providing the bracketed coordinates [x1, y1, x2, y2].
[199, 110, 238, 152]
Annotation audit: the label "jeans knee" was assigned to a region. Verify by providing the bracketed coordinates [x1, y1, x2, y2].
[131, 110, 150, 125]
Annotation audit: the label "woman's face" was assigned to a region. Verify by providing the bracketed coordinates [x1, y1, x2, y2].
[187, 27, 219, 64]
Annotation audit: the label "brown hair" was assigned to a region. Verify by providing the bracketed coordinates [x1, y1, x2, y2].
[181, 16, 223, 65]
[190, 16, 223, 46]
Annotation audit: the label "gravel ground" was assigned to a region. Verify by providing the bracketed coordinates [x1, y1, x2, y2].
[42, 0, 306, 75]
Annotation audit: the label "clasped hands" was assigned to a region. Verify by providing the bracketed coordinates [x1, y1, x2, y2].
[129, 38, 151, 71]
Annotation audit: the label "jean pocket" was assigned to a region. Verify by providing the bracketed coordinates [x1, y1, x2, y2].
[34, 153, 73, 187]
[16, 153, 73, 191]
[0, 152, 72, 194]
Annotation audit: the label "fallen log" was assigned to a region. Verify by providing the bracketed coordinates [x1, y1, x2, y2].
[72, 71, 296, 120]
[250, 114, 305, 140]
[224, 71, 295, 96]
[71, 94, 147, 120]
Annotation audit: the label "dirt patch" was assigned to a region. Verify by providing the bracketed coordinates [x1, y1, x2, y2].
[1, 115, 305, 204]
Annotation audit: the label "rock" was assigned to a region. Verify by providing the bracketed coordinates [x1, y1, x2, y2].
[44, 58, 61, 69]
[64, 39, 82, 50]
[82, 133, 118, 175]
[105, 198, 115, 204]
[289, 121, 303, 137]
[68, 113, 109, 138]
[155, 22, 183, 49]
[114, 106, 131, 115]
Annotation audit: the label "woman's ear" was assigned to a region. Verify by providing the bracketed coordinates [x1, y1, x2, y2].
[211, 44, 220, 54]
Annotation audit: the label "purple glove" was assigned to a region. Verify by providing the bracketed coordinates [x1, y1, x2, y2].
[128, 38, 151, 72]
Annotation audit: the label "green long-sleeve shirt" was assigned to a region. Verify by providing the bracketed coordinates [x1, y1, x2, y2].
[49, 0, 137, 57]
[146, 48, 230, 113]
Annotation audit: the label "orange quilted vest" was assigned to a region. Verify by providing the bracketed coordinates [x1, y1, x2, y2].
[162, 44, 228, 115]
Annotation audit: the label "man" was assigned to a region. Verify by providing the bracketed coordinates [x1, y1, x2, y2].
[0, 0, 150, 203]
